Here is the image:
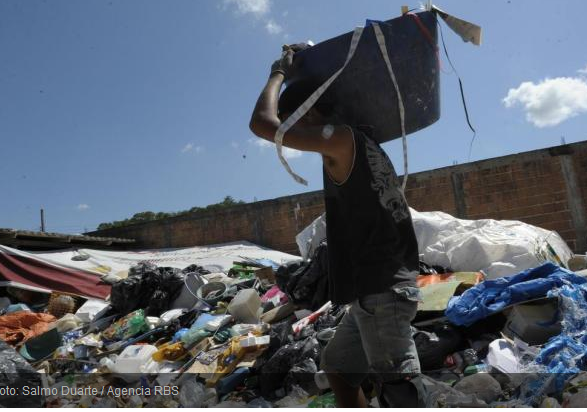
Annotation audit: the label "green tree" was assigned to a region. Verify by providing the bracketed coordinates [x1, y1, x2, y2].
[96, 196, 246, 231]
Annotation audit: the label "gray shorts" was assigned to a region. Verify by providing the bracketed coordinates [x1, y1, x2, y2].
[321, 284, 422, 387]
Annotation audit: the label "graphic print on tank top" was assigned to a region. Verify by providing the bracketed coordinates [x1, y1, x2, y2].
[364, 137, 410, 223]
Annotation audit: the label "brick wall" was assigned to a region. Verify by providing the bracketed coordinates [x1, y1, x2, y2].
[89, 141, 587, 254]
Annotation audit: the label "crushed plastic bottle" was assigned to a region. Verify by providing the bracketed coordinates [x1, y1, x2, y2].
[308, 392, 336, 408]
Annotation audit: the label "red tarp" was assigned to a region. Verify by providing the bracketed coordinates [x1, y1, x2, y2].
[0, 246, 110, 299]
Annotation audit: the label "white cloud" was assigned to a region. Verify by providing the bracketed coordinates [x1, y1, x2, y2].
[77, 204, 90, 211]
[283, 147, 303, 159]
[251, 138, 272, 149]
[181, 143, 204, 154]
[223, 0, 285, 36]
[224, 0, 270, 17]
[503, 76, 587, 127]
[249, 138, 303, 159]
[265, 19, 283, 35]
[578, 65, 587, 75]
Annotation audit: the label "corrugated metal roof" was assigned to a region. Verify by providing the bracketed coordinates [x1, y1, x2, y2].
[0, 228, 135, 250]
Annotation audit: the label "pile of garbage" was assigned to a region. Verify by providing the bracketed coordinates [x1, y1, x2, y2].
[1, 211, 587, 408]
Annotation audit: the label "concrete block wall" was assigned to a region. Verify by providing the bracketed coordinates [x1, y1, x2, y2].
[89, 141, 587, 255]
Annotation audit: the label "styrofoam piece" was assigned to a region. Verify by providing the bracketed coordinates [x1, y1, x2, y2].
[485, 339, 519, 374]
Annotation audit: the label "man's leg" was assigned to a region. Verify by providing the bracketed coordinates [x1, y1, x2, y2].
[321, 307, 370, 407]
[327, 373, 368, 408]
[352, 284, 427, 408]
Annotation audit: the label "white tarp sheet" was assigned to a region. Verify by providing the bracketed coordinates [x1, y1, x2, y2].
[411, 209, 574, 279]
[294, 208, 574, 279]
[25, 241, 301, 279]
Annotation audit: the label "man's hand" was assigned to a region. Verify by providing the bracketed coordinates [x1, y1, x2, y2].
[270, 46, 294, 79]
[269, 43, 310, 79]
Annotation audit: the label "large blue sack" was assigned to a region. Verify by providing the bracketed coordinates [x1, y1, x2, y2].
[445, 262, 587, 326]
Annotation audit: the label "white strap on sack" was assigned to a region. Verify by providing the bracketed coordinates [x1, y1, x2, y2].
[274, 27, 365, 186]
[372, 22, 409, 192]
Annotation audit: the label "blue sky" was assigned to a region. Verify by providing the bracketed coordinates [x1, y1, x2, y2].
[1, 0, 586, 233]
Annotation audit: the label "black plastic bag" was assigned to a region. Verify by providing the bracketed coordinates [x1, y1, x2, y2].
[110, 262, 187, 316]
[284, 358, 319, 394]
[413, 323, 465, 371]
[276, 242, 329, 310]
[259, 336, 321, 396]
[0, 340, 44, 407]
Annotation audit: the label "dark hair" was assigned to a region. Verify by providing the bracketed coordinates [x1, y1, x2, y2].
[278, 78, 336, 118]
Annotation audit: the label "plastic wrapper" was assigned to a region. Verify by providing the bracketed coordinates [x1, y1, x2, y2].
[101, 309, 149, 341]
[180, 327, 212, 346]
[0, 340, 44, 407]
[76, 333, 103, 348]
[152, 341, 187, 362]
[273, 385, 310, 408]
[49, 313, 83, 333]
[308, 392, 336, 408]
[247, 397, 273, 408]
[179, 378, 207, 408]
[261, 285, 288, 306]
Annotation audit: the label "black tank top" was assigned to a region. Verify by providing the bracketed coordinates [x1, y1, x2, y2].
[323, 126, 419, 304]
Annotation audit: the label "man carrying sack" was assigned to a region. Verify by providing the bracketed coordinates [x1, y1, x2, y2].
[249, 45, 426, 407]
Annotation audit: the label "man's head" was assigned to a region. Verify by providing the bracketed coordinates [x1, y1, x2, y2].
[278, 78, 338, 125]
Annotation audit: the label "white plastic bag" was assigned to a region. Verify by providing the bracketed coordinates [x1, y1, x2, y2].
[410, 208, 573, 279]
